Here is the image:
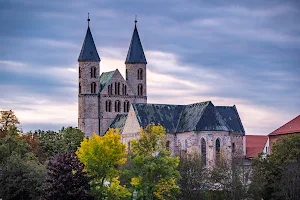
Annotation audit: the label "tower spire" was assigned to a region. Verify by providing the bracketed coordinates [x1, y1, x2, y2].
[125, 17, 147, 64]
[78, 14, 100, 61]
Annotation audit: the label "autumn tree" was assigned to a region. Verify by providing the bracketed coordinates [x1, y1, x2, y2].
[0, 110, 20, 135]
[43, 152, 93, 200]
[76, 129, 129, 199]
[127, 124, 180, 200]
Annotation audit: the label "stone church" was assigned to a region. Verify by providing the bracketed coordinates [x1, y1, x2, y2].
[78, 18, 245, 167]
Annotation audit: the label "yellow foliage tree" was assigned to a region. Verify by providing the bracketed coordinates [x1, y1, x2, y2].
[76, 128, 128, 199]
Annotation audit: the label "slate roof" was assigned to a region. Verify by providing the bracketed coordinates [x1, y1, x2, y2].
[99, 70, 115, 92]
[245, 135, 268, 158]
[269, 115, 300, 136]
[78, 27, 100, 61]
[109, 114, 128, 132]
[216, 106, 245, 134]
[129, 101, 245, 134]
[125, 24, 147, 64]
[132, 103, 184, 133]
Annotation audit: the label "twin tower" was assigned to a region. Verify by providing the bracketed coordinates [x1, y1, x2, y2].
[78, 17, 147, 136]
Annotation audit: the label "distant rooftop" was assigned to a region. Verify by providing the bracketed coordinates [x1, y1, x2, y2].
[269, 115, 300, 136]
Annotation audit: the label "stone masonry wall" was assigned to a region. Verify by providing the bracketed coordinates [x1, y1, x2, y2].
[78, 61, 100, 136]
[125, 63, 147, 98]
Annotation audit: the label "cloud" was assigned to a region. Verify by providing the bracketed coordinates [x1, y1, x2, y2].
[0, 0, 299, 135]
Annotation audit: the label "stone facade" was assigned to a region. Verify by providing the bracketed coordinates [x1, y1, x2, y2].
[78, 61, 100, 136]
[99, 69, 146, 135]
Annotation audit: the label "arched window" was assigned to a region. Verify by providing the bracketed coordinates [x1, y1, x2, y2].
[106, 100, 111, 112]
[137, 68, 143, 80]
[79, 67, 81, 78]
[108, 85, 112, 95]
[166, 141, 170, 150]
[91, 67, 96, 78]
[115, 82, 120, 95]
[201, 138, 206, 166]
[117, 82, 120, 95]
[91, 82, 96, 93]
[216, 138, 221, 166]
[79, 83, 81, 94]
[115, 100, 120, 112]
[138, 84, 143, 96]
[232, 143, 235, 153]
[122, 84, 127, 95]
[126, 69, 128, 80]
[123, 101, 130, 112]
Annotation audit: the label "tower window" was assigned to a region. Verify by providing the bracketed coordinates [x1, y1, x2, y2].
[137, 84, 143, 96]
[91, 82, 96, 93]
[106, 100, 111, 112]
[91, 67, 96, 78]
[115, 82, 120, 95]
[79, 67, 81, 78]
[79, 83, 81, 94]
[201, 138, 206, 166]
[216, 138, 221, 166]
[126, 69, 128, 80]
[122, 84, 127, 95]
[123, 101, 130, 112]
[232, 143, 235, 153]
[115, 100, 121, 112]
[138, 68, 143, 80]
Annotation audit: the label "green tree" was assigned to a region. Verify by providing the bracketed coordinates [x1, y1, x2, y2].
[43, 152, 93, 200]
[59, 126, 85, 152]
[127, 124, 180, 200]
[76, 129, 129, 199]
[250, 135, 300, 200]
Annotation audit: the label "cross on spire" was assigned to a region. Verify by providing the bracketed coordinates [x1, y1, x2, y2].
[134, 15, 137, 25]
[87, 13, 90, 27]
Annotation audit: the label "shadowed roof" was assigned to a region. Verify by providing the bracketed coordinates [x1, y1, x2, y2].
[78, 27, 100, 61]
[130, 101, 245, 134]
[245, 135, 268, 158]
[99, 70, 115, 92]
[125, 24, 147, 64]
[216, 106, 245, 134]
[132, 103, 184, 133]
[109, 114, 128, 132]
[269, 115, 300, 136]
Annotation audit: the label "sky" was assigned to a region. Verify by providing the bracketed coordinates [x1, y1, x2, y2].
[0, 0, 299, 135]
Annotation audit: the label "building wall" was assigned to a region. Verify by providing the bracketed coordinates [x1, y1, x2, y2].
[78, 61, 100, 136]
[121, 106, 141, 145]
[125, 63, 147, 99]
[99, 69, 146, 135]
[175, 131, 234, 167]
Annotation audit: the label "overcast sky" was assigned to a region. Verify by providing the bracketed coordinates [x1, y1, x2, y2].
[0, 0, 299, 134]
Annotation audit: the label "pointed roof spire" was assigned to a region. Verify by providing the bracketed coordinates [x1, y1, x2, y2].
[125, 16, 147, 64]
[78, 14, 100, 62]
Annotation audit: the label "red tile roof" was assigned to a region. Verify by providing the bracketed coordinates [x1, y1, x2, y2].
[269, 115, 300, 136]
[245, 135, 268, 158]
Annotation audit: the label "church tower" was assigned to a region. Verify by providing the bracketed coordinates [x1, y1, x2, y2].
[125, 19, 147, 103]
[78, 15, 100, 137]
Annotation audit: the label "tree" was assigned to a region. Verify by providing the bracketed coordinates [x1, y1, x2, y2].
[127, 124, 180, 200]
[250, 135, 300, 200]
[177, 152, 209, 200]
[43, 152, 93, 200]
[0, 154, 45, 200]
[59, 126, 85, 152]
[0, 110, 19, 135]
[76, 129, 128, 199]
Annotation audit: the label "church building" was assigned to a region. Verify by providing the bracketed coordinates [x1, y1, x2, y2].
[78, 17, 245, 167]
